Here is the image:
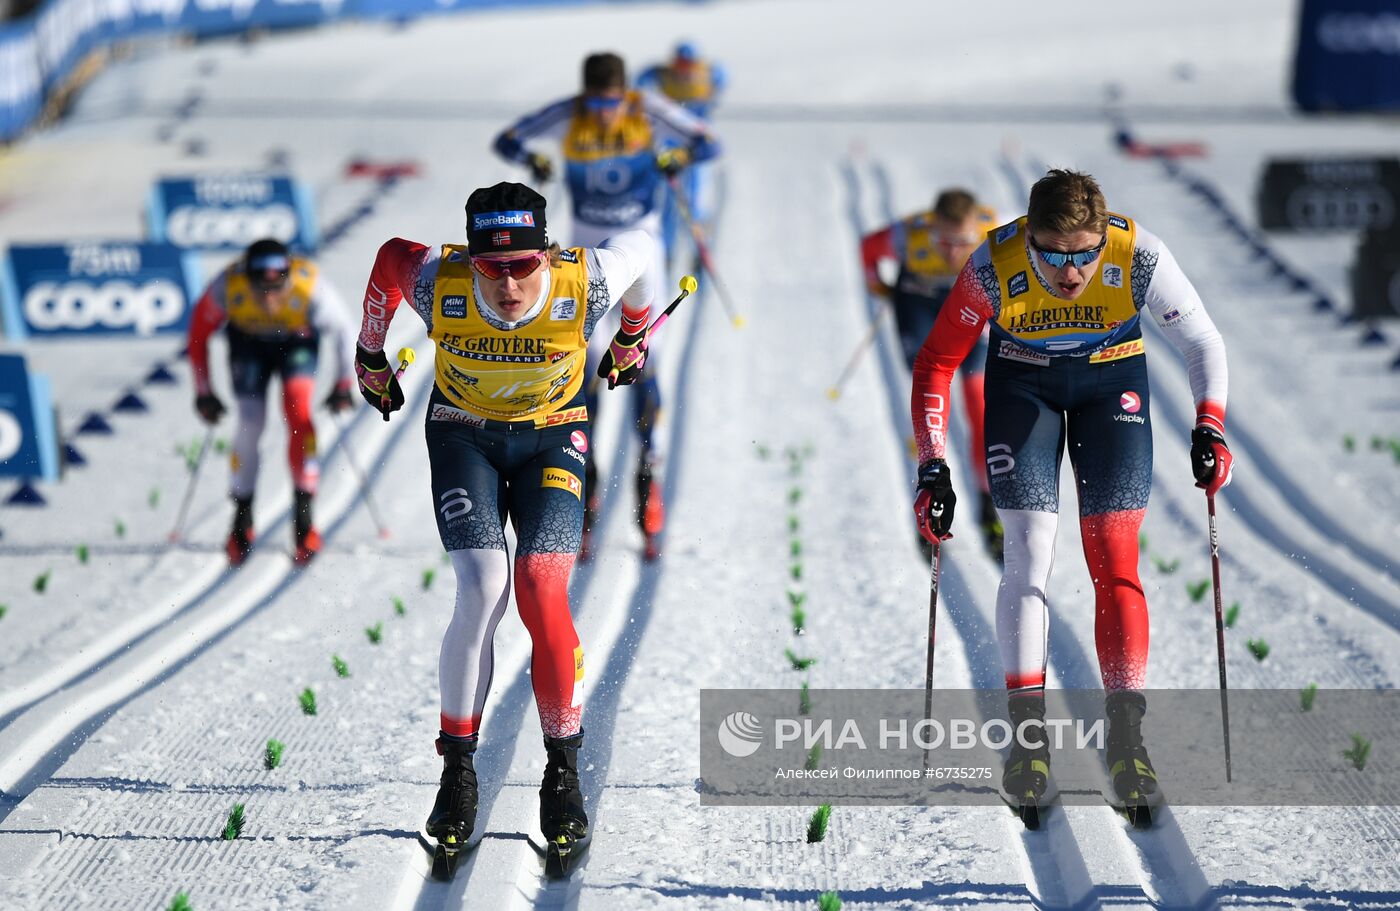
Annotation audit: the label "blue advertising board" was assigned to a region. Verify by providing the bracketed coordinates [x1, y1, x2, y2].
[147, 173, 320, 252]
[1, 242, 202, 341]
[1294, 0, 1400, 111]
[0, 352, 58, 481]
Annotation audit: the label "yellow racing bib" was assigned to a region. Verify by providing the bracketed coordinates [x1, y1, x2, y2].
[988, 214, 1139, 356]
[430, 246, 590, 422]
[224, 258, 318, 335]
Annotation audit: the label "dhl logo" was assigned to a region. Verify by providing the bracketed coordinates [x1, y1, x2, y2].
[1089, 338, 1144, 364]
[537, 406, 588, 428]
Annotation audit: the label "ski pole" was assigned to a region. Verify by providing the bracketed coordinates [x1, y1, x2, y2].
[606, 276, 698, 387]
[167, 425, 216, 543]
[826, 302, 890, 401]
[382, 346, 416, 422]
[922, 535, 942, 773]
[1206, 492, 1233, 782]
[666, 173, 745, 329]
[333, 411, 391, 539]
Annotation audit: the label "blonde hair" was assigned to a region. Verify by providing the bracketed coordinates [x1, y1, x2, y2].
[933, 189, 977, 223]
[1027, 169, 1108, 235]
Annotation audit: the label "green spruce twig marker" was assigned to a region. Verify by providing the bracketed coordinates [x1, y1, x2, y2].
[264, 739, 285, 771]
[799, 681, 812, 715]
[1139, 532, 1149, 551]
[790, 563, 803, 582]
[1371, 435, 1385, 451]
[214, 437, 229, 455]
[1246, 639, 1270, 662]
[332, 655, 350, 678]
[365, 622, 383, 645]
[788, 515, 800, 534]
[114, 519, 126, 539]
[1187, 579, 1210, 603]
[168, 891, 194, 911]
[1344, 734, 1372, 771]
[149, 487, 161, 509]
[299, 688, 317, 716]
[788, 590, 806, 609]
[755, 443, 771, 460]
[76, 544, 89, 565]
[806, 804, 832, 843]
[1300, 683, 1318, 712]
[1152, 556, 1181, 574]
[790, 539, 802, 559]
[785, 649, 817, 671]
[221, 803, 245, 841]
[422, 568, 435, 591]
[791, 604, 807, 636]
[0, 605, 7, 622]
[33, 570, 51, 594]
[818, 892, 843, 911]
[805, 743, 822, 771]
[1225, 602, 1240, 629]
[393, 596, 406, 617]
[788, 487, 802, 506]
[1343, 434, 1356, 452]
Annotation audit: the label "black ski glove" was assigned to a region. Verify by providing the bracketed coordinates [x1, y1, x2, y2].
[195, 393, 226, 425]
[914, 459, 956, 542]
[354, 346, 404, 417]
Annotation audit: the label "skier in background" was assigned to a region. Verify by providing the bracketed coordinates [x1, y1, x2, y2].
[492, 51, 720, 560]
[638, 41, 727, 259]
[187, 238, 355, 567]
[909, 170, 1232, 822]
[353, 182, 658, 871]
[861, 188, 1001, 559]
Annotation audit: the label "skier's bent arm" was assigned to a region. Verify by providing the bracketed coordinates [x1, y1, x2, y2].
[859, 224, 896, 293]
[358, 237, 431, 352]
[1137, 228, 1228, 433]
[492, 99, 573, 165]
[911, 263, 991, 464]
[585, 230, 657, 338]
[187, 278, 229, 396]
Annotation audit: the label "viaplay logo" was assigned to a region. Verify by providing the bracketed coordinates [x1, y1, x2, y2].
[717, 712, 763, 757]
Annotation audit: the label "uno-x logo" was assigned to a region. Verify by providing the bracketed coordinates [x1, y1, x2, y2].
[438, 488, 473, 522]
[23, 280, 187, 334]
[166, 204, 298, 248]
[717, 711, 763, 757]
[986, 443, 1015, 476]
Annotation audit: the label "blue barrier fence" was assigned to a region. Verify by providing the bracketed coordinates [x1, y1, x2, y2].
[0, 0, 599, 144]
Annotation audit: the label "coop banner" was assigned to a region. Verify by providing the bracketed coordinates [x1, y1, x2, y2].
[1293, 0, 1400, 112]
[1, 241, 201, 341]
[147, 174, 319, 252]
[699, 689, 1400, 806]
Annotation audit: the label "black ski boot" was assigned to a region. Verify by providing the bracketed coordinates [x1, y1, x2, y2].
[1105, 691, 1158, 829]
[581, 460, 600, 561]
[979, 496, 1004, 564]
[539, 732, 589, 876]
[226, 496, 255, 566]
[1002, 689, 1051, 829]
[425, 735, 478, 879]
[292, 489, 321, 566]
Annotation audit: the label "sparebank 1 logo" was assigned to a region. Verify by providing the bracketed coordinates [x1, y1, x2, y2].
[717, 711, 763, 758]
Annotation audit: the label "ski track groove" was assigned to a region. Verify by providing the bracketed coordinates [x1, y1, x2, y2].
[0, 352, 437, 820]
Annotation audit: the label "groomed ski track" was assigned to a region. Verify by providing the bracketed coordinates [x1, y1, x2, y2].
[2, 1, 1400, 908]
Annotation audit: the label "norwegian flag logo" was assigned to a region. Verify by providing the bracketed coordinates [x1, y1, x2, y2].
[492, 231, 511, 246]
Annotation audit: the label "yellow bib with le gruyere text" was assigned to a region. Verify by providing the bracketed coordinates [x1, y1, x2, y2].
[224, 258, 318, 335]
[430, 246, 589, 422]
[562, 91, 654, 163]
[988, 213, 1140, 356]
[901, 205, 999, 279]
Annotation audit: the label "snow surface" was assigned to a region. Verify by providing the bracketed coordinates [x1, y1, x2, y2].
[2, 0, 1399, 908]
